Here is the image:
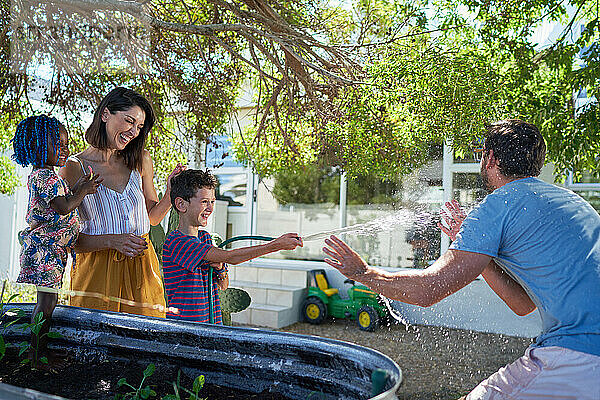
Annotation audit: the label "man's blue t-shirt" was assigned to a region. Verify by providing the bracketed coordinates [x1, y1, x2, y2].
[450, 177, 600, 357]
[162, 230, 223, 324]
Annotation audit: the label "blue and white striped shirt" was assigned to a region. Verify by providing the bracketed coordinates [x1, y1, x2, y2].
[71, 156, 150, 236]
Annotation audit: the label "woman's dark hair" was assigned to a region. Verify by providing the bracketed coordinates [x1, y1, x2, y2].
[170, 169, 218, 211]
[11, 114, 62, 167]
[86, 87, 155, 171]
[484, 119, 546, 177]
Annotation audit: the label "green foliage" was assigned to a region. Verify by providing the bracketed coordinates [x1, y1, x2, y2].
[272, 165, 403, 206]
[0, 0, 244, 195]
[432, 0, 600, 179]
[336, 43, 503, 177]
[163, 370, 207, 400]
[231, 0, 600, 181]
[233, 35, 505, 179]
[114, 363, 157, 400]
[272, 166, 341, 205]
[1, 0, 598, 189]
[218, 287, 251, 325]
[0, 156, 20, 195]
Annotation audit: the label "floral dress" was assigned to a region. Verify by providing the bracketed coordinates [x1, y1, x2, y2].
[17, 168, 79, 288]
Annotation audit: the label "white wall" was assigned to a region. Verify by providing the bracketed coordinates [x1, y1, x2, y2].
[253, 258, 542, 338]
[0, 167, 28, 281]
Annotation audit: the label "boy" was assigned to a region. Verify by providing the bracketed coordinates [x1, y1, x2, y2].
[163, 169, 303, 324]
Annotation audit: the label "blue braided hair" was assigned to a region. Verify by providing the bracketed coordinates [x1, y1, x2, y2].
[11, 115, 62, 167]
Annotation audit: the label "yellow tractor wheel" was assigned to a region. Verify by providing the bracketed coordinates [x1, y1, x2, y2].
[302, 297, 327, 324]
[357, 305, 379, 331]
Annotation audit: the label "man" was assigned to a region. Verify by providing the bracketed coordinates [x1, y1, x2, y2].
[323, 120, 600, 399]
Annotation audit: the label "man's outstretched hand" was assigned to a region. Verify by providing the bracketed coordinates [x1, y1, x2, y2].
[438, 199, 467, 241]
[323, 235, 368, 279]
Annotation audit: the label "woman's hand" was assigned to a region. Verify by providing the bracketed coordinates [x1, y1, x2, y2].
[438, 199, 467, 241]
[110, 233, 148, 257]
[142, 151, 186, 225]
[165, 163, 186, 194]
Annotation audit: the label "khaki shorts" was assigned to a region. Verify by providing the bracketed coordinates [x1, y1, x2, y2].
[467, 346, 600, 400]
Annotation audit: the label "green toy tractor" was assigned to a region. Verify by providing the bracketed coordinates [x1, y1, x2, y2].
[301, 269, 389, 331]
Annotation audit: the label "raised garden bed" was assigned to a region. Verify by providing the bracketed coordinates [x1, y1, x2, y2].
[1, 304, 402, 400]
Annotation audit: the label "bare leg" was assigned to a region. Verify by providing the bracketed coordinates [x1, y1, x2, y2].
[30, 290, 58, 364]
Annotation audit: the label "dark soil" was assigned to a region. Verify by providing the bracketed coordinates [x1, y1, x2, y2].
[276, 319, 534, 400]
[0, 350, 289, 400]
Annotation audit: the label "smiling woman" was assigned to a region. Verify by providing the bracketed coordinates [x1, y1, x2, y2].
[59, 87, 184, 317]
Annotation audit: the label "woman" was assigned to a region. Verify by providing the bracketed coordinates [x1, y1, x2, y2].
[61, 87, 183, 317]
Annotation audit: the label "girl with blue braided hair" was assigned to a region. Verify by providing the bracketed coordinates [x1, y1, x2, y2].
[12, 114, 102, 365]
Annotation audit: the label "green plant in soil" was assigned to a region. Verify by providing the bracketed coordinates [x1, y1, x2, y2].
[0, 280, 27, 361]
[17, 311, 63, 367]
[114, 364, 206, 400]
[114, 363, 158, 400]
[163, 370, 207, 400]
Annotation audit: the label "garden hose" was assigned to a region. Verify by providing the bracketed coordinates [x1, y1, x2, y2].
[209, 235, 275, 323]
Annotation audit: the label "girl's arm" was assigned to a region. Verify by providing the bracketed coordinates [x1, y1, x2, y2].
[51, 172, 102, 215]
[141, 150, 185, 226]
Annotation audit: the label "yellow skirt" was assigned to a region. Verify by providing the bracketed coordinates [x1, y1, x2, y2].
[69, 234, 166, 318]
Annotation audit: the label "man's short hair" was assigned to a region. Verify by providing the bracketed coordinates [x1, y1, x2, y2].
[170, 169, 218, 211]
[484, 119, 546, 177]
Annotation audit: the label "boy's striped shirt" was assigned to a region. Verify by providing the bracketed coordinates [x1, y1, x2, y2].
[162, 230, 222, 324]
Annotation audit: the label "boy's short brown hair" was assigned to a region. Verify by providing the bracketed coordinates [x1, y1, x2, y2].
[170, 169, 218, 211]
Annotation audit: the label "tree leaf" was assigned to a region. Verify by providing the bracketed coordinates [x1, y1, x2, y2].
[117, 378, 127, 387]
[40, 356, 48, 364]
[46, 331, 62, 339]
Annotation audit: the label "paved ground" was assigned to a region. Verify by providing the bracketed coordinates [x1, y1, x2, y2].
[275, 319, 533, 400]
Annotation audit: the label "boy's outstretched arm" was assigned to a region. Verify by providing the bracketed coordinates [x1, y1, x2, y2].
[204, 233, 303, 265]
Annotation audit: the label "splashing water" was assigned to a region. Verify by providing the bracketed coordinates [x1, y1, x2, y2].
[378, 295, 411, 327]
[302, 207, 434, 242]
[299, 206, 445, 329]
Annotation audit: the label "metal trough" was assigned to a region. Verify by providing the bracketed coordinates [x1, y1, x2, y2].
[1, 304, 402, 399]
